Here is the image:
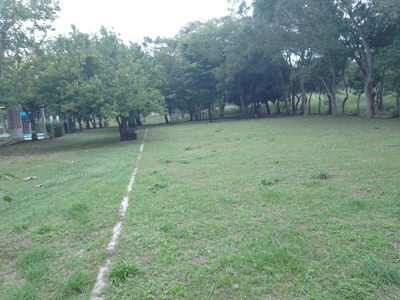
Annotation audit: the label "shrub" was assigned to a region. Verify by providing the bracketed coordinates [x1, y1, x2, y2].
[46, 121, 64, 138]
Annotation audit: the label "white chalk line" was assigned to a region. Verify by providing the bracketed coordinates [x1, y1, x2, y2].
[90, 129, 149, 300]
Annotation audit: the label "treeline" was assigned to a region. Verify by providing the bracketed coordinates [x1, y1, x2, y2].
[152, 0, 400, 120]
[0, 1, 163, 141]
[1, 0, 400, 141]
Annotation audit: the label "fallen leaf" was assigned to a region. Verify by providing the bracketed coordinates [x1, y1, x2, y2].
[23, 176, 37, 181]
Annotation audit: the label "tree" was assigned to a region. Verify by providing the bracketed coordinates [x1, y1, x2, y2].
[177, 20, 226, 121]
[150, 37, 187, 123]
[9, 54, 52, 140]
[96, 28, 164, 140]
[0, 0, 60, 91]
[337, 0, 399, 117]
[0, 0, 60, 140]
[49, 27, 104, 131]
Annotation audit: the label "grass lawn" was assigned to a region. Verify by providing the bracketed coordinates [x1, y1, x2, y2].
[1, 116, 400, 299]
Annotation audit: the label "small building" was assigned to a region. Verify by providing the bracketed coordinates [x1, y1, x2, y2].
[0, 105, 47, 144]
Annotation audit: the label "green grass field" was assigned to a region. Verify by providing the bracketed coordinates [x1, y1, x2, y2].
[1, 116, 400, 299]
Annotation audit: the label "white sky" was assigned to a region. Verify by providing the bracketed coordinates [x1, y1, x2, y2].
[51, 0, 233, 43]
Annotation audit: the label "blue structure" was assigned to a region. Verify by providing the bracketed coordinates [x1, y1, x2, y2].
[20, 111, 46, 140]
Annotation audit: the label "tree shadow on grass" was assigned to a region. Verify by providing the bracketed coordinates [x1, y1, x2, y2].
[0, 127, 140, 158]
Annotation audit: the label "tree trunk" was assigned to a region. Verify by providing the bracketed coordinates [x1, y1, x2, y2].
[189, 108, 194, 121]
[77, 116, 83, 132]
[116, 116, 128, 141]
[90, 115, 97, 129]
[342, 76, 349, 116]
[395, 92, 400, 117]
[98, 116, 103, 128]
[168, 108, 173, 123]
[291, 85, 296, 115]
[377, 82, 384, 111]
[364, 79, 376, 117]
[208, 104, 213, 122]
[85, 118, 90, 130]
[318, 74, 338, 117]
[240, 94, 245, 116]
[295, 95, 301, 113]
[318, 90, 322, 115]
[330, 72, 338, 117]
[194, 104, 199, 121]
[29, 115, 38, 141]
[219, 97, 225, 119]
[327, 94, 332, 115]
[164, 114, 170, 124]
[276, 99, 281, 114]
[308, 91, 313, 115]
[300, 80, 308, 116]
[266, 101, 271, 115]
[345, 4, 375, 117]
[357, 93, 362, 116]
[136, 114, 143, 126]
[284, 98, 290, 115]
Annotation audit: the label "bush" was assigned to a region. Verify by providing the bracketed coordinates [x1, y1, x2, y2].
[46, 121, 64, 138]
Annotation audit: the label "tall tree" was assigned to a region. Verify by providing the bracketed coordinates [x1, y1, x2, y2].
[96, 28, 164, 140]
[338, 0, 398, 117]
[0, 0, 60, 140]
[0, 0, 60, 84]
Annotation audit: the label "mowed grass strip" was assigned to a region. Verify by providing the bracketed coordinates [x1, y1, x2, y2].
[103, 117, 400, 299]
[0, 127, 143, 299]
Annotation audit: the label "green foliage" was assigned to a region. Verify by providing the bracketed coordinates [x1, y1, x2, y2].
[45, 121, 64, 138]
[2, 195, 12, 203]
[66, 203, 90, 223]
[61, 269, 91, 296]
[5, 282, 37, 300]
[107, 260, 141, 285]
[0, 0, 399, 128]
[17, 248, 49, 282]
[0, 0, 60, 140]
[316, 171, 330, 180]
[261, 179, 274, 186]
[362, 258, 400, 285]
[169, 283, 186, 297]
[149, 183, 168, 193]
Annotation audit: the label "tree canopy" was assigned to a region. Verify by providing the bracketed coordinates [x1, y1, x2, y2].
[1, 0, 399, 142]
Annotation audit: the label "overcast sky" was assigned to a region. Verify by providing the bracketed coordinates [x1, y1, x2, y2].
[51, 0, 233, 43]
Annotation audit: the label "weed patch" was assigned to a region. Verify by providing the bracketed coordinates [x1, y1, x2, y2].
[5, 282, 37, 300]
[66, 203, 90, 223]
[107, 260, 141, 285]
[149, 183, 168, 193]
[318, 171, 330, 179]
[17, 247, 49, 282]
[61, 269, 91, 297]
[261, 179, 274, 186]
[362, 258, 400, 285]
